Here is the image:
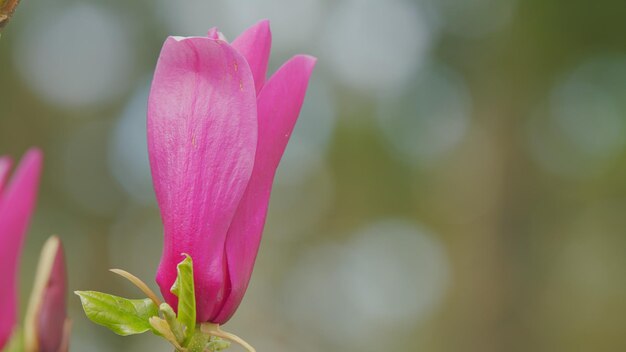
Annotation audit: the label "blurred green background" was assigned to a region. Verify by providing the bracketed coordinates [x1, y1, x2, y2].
[2, 0, 626, 351]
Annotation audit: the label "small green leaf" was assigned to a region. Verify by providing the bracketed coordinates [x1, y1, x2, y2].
[149, 317, 184, 351]
[208, 336, 231, 351]
[170, 254, 196, 344]
[75, 291, 158, 336]
[160, 303, 185, 344]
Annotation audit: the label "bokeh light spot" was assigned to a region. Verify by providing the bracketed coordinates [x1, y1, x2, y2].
[108, 83, 156, 206]
[281, 220, 450, 349]
[377, 63, 472, 166]
[14, 3, 135, 109]
[323, 0, 432, 93]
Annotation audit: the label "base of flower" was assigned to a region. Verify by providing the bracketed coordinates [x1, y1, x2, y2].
[77, 257, 256, 352]
[200, 323, 256, 352]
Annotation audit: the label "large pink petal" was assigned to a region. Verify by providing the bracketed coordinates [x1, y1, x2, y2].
[231, 20, 272, 94]
[0, 156, 12, 196]
[215, 55, 317, 323]
[148, 36, 258, 322]
[0, 148, 43, 348]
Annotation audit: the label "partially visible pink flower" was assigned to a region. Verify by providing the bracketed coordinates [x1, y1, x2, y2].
[149, 20, 316, 324]
[25, 236, 70, 352]
[0, 148, 43, 348]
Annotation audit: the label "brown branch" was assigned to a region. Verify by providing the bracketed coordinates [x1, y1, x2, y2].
[0, 0, 22, 31]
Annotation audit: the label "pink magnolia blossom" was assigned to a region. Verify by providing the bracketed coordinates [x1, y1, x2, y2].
[148, 20, 316, 323]
[0, 148, 43, 348]
[25, 236, 70, 352]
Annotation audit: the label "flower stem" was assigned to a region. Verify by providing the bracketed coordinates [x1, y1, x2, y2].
[186, 328, 209, 352]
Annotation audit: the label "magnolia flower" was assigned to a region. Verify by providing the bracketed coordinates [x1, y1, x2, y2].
[0, 148, 43, 349]
[148, 20, 316, 324]
[25, 236, 70, 352]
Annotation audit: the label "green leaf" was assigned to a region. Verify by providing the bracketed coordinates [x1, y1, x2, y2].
[208, 336, 231, 351]
[159, 303, 185, 344]
[75, 291, 158, 336]
[149, 316, 184, 351]
[170, 254, 196, 344]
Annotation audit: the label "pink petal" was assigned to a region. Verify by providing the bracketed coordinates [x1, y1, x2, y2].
[215, 55, 317, 323]
[231, 20, 272, 94]
[148, 36, 258, 322]
[0, 148, 43, 348]
[24, 236, 68, 352]
[0, 156, 12, 196]
[207, 27, 227, 41]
